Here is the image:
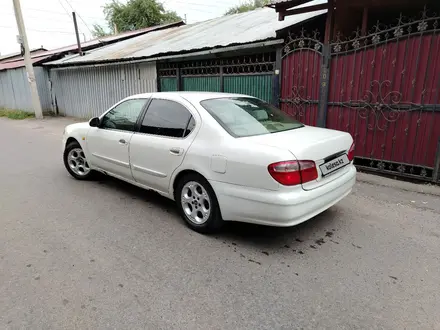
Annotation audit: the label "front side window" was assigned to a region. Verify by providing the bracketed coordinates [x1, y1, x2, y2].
[101, 99, 146, 131]
[140, 99, 193, 138]
[200, 97, 304, 137]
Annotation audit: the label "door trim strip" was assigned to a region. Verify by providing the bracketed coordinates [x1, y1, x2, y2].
[132, 164, 167, 178]
[92, 153, 130, 168]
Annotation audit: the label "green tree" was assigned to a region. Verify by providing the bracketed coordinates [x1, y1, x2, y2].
[92, 23, 110, 37]
[92, 0, 181, 37]
[224, 0, 270, 15]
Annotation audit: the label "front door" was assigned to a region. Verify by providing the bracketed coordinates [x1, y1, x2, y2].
[129, 98, 198, 194]
[87, 98, 147, 180]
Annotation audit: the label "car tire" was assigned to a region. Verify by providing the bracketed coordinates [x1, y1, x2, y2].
[175, 173, 223, 234]
[63, 141, 95, 180]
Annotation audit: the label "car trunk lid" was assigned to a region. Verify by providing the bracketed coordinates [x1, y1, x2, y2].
[245, 126, 353, 190]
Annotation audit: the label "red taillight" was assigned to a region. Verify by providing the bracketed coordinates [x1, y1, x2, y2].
[348, 142, 355, 161]
[299, 160, 319, 183]
[268, 160, 318, 186]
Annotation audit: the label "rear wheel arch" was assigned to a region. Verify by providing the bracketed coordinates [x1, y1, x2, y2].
[172, 169, 221, 212]
[172, 169, 207, 199]
[173, 170, 223, 233]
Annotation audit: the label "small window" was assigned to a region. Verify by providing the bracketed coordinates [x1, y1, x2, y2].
[101, 99, 146, 132]
[140, 99, 193, 138]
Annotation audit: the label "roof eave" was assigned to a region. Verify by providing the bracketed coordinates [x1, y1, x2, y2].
[45, 39, 285, 70]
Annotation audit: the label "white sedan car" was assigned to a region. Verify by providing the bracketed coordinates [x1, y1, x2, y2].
[62, 92, 356, 233]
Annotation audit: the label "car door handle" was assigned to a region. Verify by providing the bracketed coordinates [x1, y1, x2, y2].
[169, 147, 184, 156]
[119, 139, 127, 145]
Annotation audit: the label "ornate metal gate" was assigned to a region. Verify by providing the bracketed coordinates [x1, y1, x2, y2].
[281, 30, 325, 127]
[281, 9, 440, 182]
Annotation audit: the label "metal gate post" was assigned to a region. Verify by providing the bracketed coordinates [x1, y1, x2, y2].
[156, 65, 161, 92]
[176, 66, 182, 91]
[272, 47, 282, 107]
[317, 44, 330, 127]
[219, 65, 224, 93]
[433, 139, 440, 183]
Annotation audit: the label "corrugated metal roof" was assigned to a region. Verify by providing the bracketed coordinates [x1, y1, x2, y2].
[38, 22, 183, 57]
[0, 22, 183, 71]
[0, 48, 47, 62]
[45, 1, 327, 67]
[0, 55, 53, 70]
[268, 0, 326, 8]
[269, 0, 306, 5]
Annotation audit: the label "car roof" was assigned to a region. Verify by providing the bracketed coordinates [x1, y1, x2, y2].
[125, 91, 254, 103]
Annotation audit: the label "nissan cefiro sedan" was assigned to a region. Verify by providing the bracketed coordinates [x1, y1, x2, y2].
[62, 92, 356, 233]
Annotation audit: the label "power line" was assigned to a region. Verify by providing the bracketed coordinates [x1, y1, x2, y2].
[56, 0, 85, 35]
[61, 0, 95, 37]
[19, 7, 104, 20]
[0, 12, 75, 23]
[0, 25, 77, 35]
[21, 7, 70, 15]
[56, 0, 72, 18]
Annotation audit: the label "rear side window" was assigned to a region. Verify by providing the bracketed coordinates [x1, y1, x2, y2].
[140, 99, 194, 138]
[184, 117, 195, 137]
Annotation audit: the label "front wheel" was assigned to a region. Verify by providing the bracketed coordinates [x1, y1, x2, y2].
[175, 173, 223, 234]
[63, 141, 95, 180]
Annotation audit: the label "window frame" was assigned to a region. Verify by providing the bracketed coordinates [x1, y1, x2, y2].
[135, 97, 197, 139]
[98, 98, 150, 133]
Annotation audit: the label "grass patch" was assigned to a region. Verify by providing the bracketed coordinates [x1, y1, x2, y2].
[0, 108, 35, 120]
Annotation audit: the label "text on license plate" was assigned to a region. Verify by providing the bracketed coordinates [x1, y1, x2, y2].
[319, 154, 349, 176]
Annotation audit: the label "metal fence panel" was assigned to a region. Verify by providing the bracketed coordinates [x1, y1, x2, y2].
[0, 67, 51, 112]
[160, 77, 178, 91]
[182, 76, 221, 92]
[34, 67, 52, 111]
[50, 62, 157, 118]
[0, 71, 15, 109]
[157, 53, 276, 102]
[224, 75, 273, 102]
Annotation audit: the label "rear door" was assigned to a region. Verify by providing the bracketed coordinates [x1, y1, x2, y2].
[86, 99, 147, 179]
[129, 98, 198, 194]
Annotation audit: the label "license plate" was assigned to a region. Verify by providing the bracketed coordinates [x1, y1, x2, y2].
[320, 154, 349, 176]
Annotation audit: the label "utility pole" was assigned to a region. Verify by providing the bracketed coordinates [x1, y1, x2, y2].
[72, 12, 83, 56]
[12, 0, 43, 119]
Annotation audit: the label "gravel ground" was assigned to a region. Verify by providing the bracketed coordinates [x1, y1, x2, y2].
[1, 117, 439, 330]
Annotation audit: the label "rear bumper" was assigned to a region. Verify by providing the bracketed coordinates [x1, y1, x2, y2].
[209, 165, 356, 227]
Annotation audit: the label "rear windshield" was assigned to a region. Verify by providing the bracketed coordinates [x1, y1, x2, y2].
[200, 97, 303, 137]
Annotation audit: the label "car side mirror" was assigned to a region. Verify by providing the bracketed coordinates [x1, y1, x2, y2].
[89, 117, 100, 127]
